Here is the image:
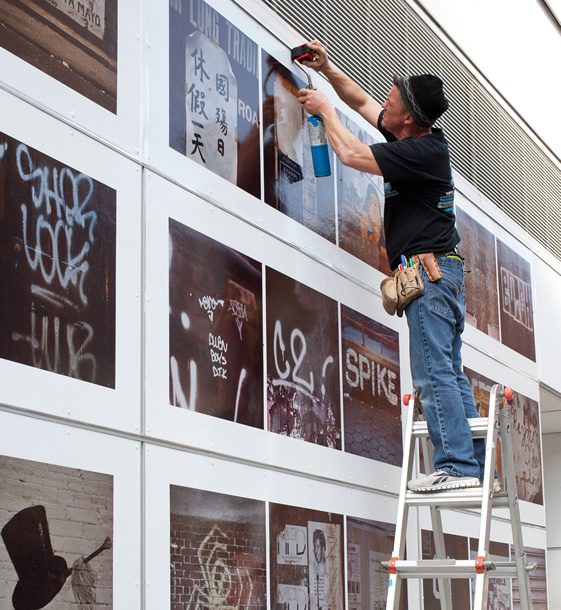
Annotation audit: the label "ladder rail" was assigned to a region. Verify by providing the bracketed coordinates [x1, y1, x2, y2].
[420, 435, 452, 610]
[473, 384, 501, 609]
[385, 394, 417, 609]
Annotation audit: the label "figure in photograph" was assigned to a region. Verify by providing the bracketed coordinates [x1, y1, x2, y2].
[496, 239, 536, 361]
[297, 40, 486, 493]
[337, 111, 390, 273]
[170, 486, 266, 610]
[169, 219, 263, 428]
[0, 0, 117, 111]
[262, 52, 336, 242]
[266, 268, 341, 448]
[170, 0, 261, 198]
[0, 456, 113, 609]
[0, 133, 116, 387]
[346, 517, 408, 610]
[341, 306, 401, 465]
[455, 208, 500, 339]
[270, 504, 344, 610]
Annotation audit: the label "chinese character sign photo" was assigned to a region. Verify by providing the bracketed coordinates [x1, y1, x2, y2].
[170, 0, 260, 198]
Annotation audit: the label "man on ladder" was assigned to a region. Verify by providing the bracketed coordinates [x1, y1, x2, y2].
[298, 40, 483, 492]
[298, 42, 534, 609]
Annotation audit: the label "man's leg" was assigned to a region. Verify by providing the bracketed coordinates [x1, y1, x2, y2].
[405, 260, 480, 481]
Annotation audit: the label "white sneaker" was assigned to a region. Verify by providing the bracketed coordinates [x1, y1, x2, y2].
[408, 470, 481, 493]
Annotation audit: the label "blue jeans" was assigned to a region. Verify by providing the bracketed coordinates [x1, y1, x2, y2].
[405, 256, 485, 479]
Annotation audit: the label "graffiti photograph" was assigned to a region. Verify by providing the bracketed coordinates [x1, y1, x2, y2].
[496, 239, 536, 361]
[347, 517, 407, 610]
[266, 267, 341, 448]
[270, 503, 344, 610]
[170, 485, 266, 610]
[0, 0, 118, 112]
[510, 391, 543, 505]
[169, 0, 261, 198]
[262, 52, 336, 243]
[336, 112, 390, 274]
[422, 530, 470, 610]
[455, 207, 500, 339]
[469, 539, 512, 610]
[0, 455, 113, 609]
[169, 218, 263, 428]
[0, 133, 117, 387]
[341, 306, 401, 465]
[463, 368, 504, 481]
[512, 546, 548, 609]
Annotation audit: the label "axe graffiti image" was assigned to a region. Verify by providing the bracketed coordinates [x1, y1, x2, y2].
[1, 505, 112, 610]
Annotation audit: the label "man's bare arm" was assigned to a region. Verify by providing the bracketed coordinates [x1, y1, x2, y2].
[297, 88, 382, 176]
[303, 40, 383, 126]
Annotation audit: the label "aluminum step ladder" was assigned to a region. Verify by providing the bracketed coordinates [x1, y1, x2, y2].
[383, 384, 535, 610]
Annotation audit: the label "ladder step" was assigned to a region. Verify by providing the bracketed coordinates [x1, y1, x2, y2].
[412, 417, 489, 439]
[386, 559, 521, 579]
[405, 488, 510, 509]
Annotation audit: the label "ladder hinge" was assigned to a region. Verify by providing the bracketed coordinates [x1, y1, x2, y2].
[475, 556, 486, 574]
[388, 557, 398, 574]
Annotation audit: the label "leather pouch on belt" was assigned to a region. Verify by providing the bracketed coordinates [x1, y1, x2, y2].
[416, 252, 443, 281]
[395, 263, 424, 317]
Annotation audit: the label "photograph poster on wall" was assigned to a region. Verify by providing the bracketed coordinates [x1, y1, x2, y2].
[169, 218, 263, 428]
[169, 0, 261, 198]
[512, 546, 548, 609]
[422, 531, 470, 610]
[347, 517, 407, 610]
[262, 51, 336, 242]
[170, 485, 266, 610]
[341, 306, 402, 465]
[266, 267, 341, 448]
[271, 503, 344, 610]
[510, 391, 543, 505]
[0, 0, 118, 112]
[0, 133, 117, 387]
[455, 208, 499, 339]
[336, 111, 390, 274]
[0, 455, 113, 609]
[496, 239, 536, 361]
[469, 539, 512, 610]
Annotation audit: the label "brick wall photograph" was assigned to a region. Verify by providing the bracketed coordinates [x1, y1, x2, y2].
[170, 485, 266, 610]
[0, 455, 113, 609]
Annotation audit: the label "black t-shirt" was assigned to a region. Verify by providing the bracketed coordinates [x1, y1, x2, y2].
[370, 111, 459, 270]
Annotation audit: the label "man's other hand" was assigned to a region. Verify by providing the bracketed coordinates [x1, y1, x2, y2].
[297, 88, 330, 116]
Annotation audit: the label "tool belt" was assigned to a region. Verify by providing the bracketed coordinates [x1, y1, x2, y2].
[380, 252, 446, 317]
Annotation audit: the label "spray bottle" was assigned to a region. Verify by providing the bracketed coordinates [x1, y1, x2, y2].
[291, 46, 332, 178]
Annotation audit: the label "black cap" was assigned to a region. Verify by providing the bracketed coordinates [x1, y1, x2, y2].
[394, 74, 449, 127]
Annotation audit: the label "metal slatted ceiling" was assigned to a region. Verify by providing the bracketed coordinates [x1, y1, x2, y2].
[261, 0, 561, 261]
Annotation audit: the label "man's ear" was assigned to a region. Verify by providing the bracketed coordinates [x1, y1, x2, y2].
[403, 113, 415, 126]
